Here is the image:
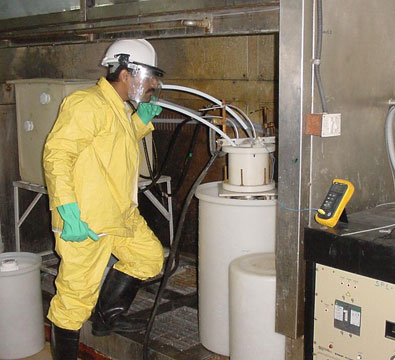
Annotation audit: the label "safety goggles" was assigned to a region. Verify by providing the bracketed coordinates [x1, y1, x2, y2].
[127, 63, 163, 103]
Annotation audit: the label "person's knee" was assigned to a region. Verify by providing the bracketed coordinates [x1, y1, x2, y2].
[147, 239, 164, 275]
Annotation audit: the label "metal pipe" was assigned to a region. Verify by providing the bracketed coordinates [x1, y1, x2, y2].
[385, 105, 395, 191]
[308, 0, 317, 227]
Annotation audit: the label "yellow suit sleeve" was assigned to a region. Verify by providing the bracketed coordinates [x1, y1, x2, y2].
[131, 112, 154, 142]
[43, 96, 102, 210]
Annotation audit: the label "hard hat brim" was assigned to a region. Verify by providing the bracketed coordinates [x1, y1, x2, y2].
[133, 62, 165, 77]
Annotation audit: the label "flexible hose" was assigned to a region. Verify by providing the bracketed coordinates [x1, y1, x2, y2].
[161, 85, 252, 138]
[140, 136, 159, 180]
[139, 119, 193, 193]
[207, 117, 238, 157]
[204, 115, 239, 138]
[173, 123, 202, 196]
[226, 104, 257, 138]
[141, 137, 155, 180]
[315, 0, 328, 113]
[142, 151, 220, 360]
[385, 106, 395, 191]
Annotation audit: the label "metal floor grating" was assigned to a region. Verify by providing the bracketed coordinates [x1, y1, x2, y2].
[41, 254, 229, 359]
[167, 265, 197, 295]
[141, 306, 200, 352]
[127, 289, 169, 314]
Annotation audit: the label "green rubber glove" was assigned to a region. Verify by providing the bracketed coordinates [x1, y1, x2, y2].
[57, 202, 99, 242]
[137, 102, 162, 125]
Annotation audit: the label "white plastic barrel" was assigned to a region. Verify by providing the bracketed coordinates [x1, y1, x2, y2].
[0, 252, 45, 359]
[229, 253, 285, 360]
[196, 182, 276, 356]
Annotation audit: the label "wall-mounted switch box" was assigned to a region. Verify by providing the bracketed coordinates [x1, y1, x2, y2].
[305, 113, 341, 137]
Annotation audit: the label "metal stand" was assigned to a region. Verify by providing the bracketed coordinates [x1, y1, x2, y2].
[13, 176, 174, 254]
[138, 175, 174, 244]
[13, 181, 48, 253]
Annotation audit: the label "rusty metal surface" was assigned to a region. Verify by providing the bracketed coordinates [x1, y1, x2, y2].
[0, 104, 18, 251]
[0, 2, 279, 47]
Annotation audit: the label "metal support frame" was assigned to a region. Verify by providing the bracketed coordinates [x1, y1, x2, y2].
[13, 181, 47, 253]
[13, 176, 173, 253]
[276, 0, 313, 339]
[137, 175, 174, 245]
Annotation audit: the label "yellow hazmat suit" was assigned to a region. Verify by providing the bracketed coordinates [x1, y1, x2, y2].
[43, 77, 164, 330]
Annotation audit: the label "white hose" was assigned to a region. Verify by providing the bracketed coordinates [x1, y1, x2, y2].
[161, 84, 252, 138]
[385, 106, 395, 190]
[205, 116, 238, 157]
[226, 104, 257, 138]
[203, 115, 239, 138]
[154, 99, 237, 146]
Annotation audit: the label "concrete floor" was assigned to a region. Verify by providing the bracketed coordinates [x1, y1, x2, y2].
[21, 343, 83, 360]
[19, 343, 52, 360]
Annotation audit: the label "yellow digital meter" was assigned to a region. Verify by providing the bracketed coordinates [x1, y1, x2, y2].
[315, 179, 354, 228]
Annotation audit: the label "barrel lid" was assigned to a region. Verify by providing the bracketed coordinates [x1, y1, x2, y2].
[230, 253, 276, 277]
[0, 258, 19, 272]
[220, 137, 276, 154]
[196, 181, 277, 207]
[0, 252, 41, 277]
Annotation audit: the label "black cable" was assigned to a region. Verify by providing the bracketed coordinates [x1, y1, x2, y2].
[142, 151, 220, 360]
[151, 138, 159, 178]
[139, 118, 193, 193]
[315, 0, 328, 113]
[140, 136, 160, 180]
[380, 226, 395, 239]
[141, 137, 155, 180]
[140, 137, 167, 206]
[172, 123, 202, 197]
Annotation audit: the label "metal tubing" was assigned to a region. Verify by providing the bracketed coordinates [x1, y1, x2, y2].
[18, 193, 43, 227]
[14, 185, 20, 251]
[142, 190, 170, 221]
[138, 176, 174, 245]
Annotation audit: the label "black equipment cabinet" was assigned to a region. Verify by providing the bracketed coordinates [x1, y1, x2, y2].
[304, 204, 395, 360]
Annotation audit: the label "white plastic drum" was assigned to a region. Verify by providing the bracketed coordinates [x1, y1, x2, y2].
[0, 252, 45, 359]
[229, 253, 285, 360]
[196, 182, 276, 356]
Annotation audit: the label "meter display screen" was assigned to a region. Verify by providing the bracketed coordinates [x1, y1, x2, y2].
[332, 183, 346, 193]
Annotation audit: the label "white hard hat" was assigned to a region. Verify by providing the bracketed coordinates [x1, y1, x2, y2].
[101, 39, 164, 76]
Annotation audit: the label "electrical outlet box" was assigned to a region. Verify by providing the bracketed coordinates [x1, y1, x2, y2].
[321, 113, 341, 137]
[306, 113, 341, 137]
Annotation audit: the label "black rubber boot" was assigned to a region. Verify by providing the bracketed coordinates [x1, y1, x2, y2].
[91, 267, 146, 336]
[50, 323, 80, 360]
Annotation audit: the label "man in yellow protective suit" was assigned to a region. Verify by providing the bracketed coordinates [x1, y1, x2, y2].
[43, 39, 165, 360]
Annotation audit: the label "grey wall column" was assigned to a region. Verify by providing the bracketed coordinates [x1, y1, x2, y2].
[276, 0, 313, 338]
